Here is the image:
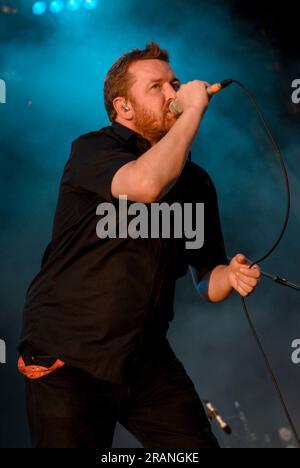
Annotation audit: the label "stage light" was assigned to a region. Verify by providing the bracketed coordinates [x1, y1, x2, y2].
[31, 0, 98, 16]
[83, 0, 98, 10]
[67, 0, 82, 11]
[49, 0, 65, 13]
[32, 1, 47, 15]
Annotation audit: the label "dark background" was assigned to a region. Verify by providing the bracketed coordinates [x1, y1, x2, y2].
[0, 0, 300, 448]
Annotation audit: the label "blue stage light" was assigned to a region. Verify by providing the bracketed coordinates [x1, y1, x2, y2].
[32, 1, 47, 15]
[67, 0, 82, 11]
[49, 0, 65, 13]
[83, 0, 98, 10]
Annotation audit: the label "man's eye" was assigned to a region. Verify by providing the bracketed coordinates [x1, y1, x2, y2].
[151, 82, 180, 90]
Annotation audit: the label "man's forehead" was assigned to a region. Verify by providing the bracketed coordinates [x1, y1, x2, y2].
[129, 59, 176, 82]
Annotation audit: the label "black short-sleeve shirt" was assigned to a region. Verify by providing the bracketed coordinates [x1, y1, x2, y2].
[19, 121, 228, 384]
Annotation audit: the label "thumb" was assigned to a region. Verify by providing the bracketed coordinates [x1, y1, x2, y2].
[236, 254, 248, 265]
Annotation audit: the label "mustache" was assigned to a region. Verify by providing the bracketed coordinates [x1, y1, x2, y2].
[164, 100, 174, 113]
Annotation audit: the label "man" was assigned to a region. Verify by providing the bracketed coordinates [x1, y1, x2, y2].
[19, 42, 261, 448]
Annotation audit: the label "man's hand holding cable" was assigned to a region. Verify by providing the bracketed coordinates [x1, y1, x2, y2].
[227, 254, 261, 298]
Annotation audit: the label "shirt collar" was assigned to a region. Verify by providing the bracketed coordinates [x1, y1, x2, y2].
[111, 121, 152, 153]
[111, 121, 137, 141]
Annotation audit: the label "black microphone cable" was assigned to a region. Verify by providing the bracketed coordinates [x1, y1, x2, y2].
[222, 79, 299, 447]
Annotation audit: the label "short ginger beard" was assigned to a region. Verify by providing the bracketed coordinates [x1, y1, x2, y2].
[130, 96, 177, 145]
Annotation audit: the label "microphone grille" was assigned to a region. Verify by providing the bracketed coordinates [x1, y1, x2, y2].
[169, 99, 183, 116]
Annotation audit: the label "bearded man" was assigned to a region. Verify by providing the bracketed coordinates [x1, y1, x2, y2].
[19, 42, 261, 448]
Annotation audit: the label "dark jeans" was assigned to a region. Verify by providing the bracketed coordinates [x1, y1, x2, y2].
[24, 345, 219, 449]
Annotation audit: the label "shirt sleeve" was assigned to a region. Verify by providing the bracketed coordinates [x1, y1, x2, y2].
[184, 164, 229, 273]
[63, 133, 139, 203]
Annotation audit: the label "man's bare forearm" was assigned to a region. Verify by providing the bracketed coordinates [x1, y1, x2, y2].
[134, 106, 206, 200]
[198, 265, 233, 303]
[196, 255, 262, 303]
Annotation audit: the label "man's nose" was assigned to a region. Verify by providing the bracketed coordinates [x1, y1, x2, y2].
[164, 82, 177, 101]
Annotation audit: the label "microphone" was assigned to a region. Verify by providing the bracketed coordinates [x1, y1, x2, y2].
[204, 400, 232, 435]
[169, 78, 233, 116]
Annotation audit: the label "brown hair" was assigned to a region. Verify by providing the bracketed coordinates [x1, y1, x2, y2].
[104, 41, 170, 122]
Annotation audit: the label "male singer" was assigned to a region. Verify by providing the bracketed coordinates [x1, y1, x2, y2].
[19, 42, 261, 448]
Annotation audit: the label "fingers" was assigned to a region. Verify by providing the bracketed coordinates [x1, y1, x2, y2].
[237, 284, 252, 297]
[237, 274, 257, 288]
[239, 266, 261, 279]
[237, 277, 256, 293]
[233, 254, 261, 279]
[236, 265, 261, 297]
[230, 253, 261, 298]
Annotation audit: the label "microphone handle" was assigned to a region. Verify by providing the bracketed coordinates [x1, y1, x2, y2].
[207, 82, 223, 96]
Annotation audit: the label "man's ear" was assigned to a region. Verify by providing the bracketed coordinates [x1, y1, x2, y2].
[113, 97, 134, 121]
